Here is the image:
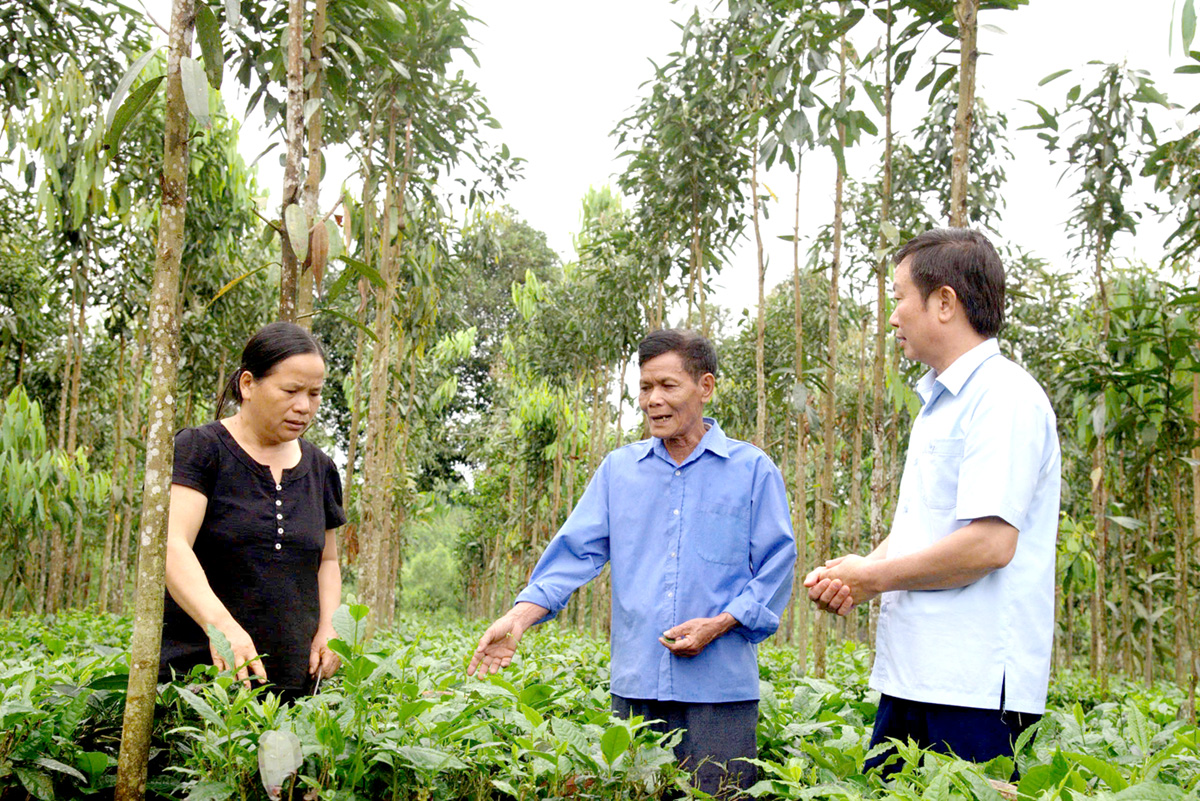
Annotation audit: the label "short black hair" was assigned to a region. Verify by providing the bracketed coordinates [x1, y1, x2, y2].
[894, 228, 1005, 337]
[637, 329, 718, 382]
[215, 322, 325, 419]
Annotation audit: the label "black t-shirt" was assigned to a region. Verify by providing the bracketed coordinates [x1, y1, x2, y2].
[159, 420, 347, 690]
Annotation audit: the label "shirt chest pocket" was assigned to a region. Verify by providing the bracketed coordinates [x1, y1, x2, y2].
[918, 437, 964, 511]
[692, 502, 751, 566]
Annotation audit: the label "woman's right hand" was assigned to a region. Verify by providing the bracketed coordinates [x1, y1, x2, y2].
[209, 620, 267, 686]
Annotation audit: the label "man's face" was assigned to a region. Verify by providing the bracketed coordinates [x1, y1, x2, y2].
[888, 257, 941, 366]
[638, 351, 712, 444]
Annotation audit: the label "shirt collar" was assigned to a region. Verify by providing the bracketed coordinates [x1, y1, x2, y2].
[635, 417, 729, 466]
[916, 338, 1000, 404]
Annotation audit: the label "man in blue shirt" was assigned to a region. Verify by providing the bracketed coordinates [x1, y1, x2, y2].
[805, 229, 1061, 776]
[468, 329, 796, 795]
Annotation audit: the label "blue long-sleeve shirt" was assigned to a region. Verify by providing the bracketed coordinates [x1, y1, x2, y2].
[515, 418, 796, 703]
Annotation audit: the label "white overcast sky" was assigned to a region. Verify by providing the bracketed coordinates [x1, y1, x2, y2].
[142, 0, 1194, 325]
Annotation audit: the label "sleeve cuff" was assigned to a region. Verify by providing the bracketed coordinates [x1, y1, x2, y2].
[723, 595, 779, 644]
[514, 585, 560, 625]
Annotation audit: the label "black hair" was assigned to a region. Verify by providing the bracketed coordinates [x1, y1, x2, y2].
[636, 329, 718, 382]
[893, 228, 1006, 338]
[214, 322, 326, 419]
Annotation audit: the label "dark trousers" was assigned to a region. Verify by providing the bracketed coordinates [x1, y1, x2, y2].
[865, 692, 1040, 778]
[612, 694, 758, 797]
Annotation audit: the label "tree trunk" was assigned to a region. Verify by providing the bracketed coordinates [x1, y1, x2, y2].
[278, 0, 306, 321]
[752, 136, 767, 449]
[1190, 369, 1200, 688]
[870, 0, 895, 651]
[791, 155, 808, 671]
[847, 317, 867, 642]
[1144, 464, 1155, 686]
[359, 112, 411, 625]
[114, 325, 147, 614]
[815, 29, 848, 679]
[1090, 231, 1112, 686]
[114, 0, 193, 793]
[949, 0, 978, 227]
[297, 0, 326, 328]
[343, 114, 378, 514]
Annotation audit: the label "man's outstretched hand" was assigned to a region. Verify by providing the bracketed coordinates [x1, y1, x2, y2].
[467, 602, 548, 677]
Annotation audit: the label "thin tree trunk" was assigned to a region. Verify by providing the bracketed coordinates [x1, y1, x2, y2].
[297, 0, 326, 328]
[686, 193, 699, 327]
[359, 112, 411, 624]
[57, 331, 71, 450]
[751, 133, 767, 448]
[1173, 463, 1187, 686]
[815, 28, 849, 679]
[791, 154, 808, 672]
[869, 0, 895, 651]
[114, 325, 146, 614]
[343, 114, 378, 513]
[114, 0, 193, 793]
[1190, 369, 1200, 689]
[1090, 230, 1112, 687]
[847, 318, 867, 642]
[949, 0, 978, 227]
[67, 247, 88, 454]
[278, 0, 305, 321]
[1144, 463, 1155, 686]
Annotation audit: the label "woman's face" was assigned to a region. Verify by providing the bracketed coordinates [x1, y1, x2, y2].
[239, 352, 326, 443]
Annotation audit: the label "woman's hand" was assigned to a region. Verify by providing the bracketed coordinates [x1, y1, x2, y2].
[209, 619, 267, 686]
[309, 623, 341, 680]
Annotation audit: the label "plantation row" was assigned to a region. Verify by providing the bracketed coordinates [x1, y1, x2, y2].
[1, 610, 1197, 800]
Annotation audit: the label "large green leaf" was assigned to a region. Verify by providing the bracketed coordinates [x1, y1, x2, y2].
[284, 204, 309, 263]
[180, 56, 211, 122]
[600, 724, 631, 767]
[195, 3, 224, 90]
[106, 49, 161, 130]
[104, 76, 164, 152]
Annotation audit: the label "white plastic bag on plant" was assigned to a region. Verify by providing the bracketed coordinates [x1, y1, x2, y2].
[258, 729, 303, 800]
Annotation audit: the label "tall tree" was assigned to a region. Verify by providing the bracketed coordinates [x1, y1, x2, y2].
[114, 0, 196, 793]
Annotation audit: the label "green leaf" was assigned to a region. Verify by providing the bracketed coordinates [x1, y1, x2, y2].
[284, 204, 309, 263]
[1107, 515, 1145, 530]
[204, 263, 272, 309]
[331, 602, 368, 646]
[336, 255, 385, 288]
[225, 0, 241, 29]
[1175, 64, 1200, 73]
[1039, 68, 1072, 86]
[174, 686, 225, 728]
[195, 3, 224, 90]
[1064, 752, 1128, 791]
[1113, 784, 1184, 801]
[186, 779, 235, 801]
[600, 724, 631, 766]
[14, 766, 54, 801]
[35, 757, 86, 781]
[308, 308, 379, 343]
[204, 623, 236, 670]
[104, 76, 165, 152]
[388, 745, 467, 772]
[180, 56, 211, 122]
[106, 49, 161, 130]
[1184, 0, 1197, 51]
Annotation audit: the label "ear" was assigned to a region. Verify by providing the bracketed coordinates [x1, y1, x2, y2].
[935, 286, 959, 323]
[699, 372, 716, 403]
[238, 368, 255, 401]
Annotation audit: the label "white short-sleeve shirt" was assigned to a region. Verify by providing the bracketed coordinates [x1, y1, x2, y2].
[870, 338, 1061, 714]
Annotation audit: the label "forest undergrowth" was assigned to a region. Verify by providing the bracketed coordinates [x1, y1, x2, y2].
[1, 609, 1198, 800]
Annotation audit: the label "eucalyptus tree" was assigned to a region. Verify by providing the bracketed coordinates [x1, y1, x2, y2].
[112, 0, 201, 794]
[614, 8, 748, 333]
[1027, 61, 1169, 681]
[339, 1, 519, 627]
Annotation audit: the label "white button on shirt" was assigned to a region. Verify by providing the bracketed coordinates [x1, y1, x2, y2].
[871, 339, 1061, 715]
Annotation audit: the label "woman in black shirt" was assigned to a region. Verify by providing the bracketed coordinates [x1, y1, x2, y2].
[159, 322, 346, 695]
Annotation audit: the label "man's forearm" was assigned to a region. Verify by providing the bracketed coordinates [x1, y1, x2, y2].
[872, 517, 1016, 593]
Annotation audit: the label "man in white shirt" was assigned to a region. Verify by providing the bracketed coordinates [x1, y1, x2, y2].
[805, 228, 1061, 773]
